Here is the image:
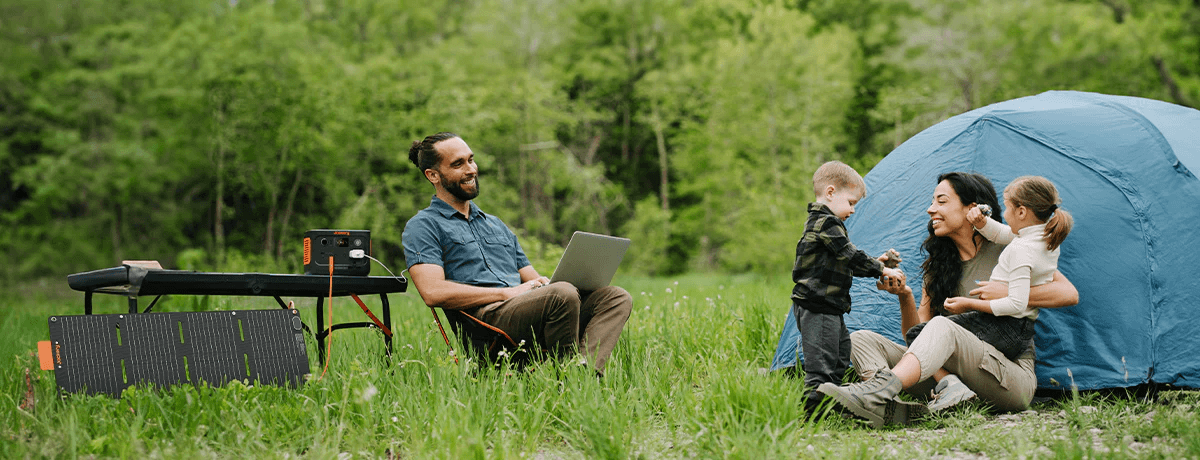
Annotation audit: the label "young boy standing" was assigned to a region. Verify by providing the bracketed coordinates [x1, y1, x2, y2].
[792, 161, 904, 412]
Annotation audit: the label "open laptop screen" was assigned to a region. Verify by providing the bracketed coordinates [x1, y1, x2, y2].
[548, 232, 631, 291]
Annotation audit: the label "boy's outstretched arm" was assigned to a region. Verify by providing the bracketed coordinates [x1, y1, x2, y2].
[815, 216, 885, 278]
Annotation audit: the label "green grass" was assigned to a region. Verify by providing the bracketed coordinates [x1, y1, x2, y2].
[3, 274, 1199, 458]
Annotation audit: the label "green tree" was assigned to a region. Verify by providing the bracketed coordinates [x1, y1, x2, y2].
[672, 1, 860, 273]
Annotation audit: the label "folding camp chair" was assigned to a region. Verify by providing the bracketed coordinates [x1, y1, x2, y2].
[442, 309, 519, 358]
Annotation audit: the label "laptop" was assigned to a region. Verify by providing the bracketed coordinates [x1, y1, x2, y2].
[547, 231, 631, 291]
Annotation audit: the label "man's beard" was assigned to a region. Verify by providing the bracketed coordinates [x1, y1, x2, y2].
[445, 176, 480, 201]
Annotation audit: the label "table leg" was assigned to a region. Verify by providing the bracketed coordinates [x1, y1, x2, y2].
[315, 296, 326, 365]
[143, 295, 163, 313]
[381, 293, 393, 359]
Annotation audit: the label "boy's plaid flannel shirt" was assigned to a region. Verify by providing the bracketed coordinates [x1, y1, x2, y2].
[791, 202, 885, 315]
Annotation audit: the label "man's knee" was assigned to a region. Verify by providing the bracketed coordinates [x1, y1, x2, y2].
[594, 285, 633, 316]
[540, 282, 582, 312]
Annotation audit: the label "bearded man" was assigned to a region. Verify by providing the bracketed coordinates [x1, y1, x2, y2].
[401, 132, 632, 375]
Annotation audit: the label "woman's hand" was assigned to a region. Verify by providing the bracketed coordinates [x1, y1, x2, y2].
[876, 271, 911, 295]
[943, 296, 984, 314]
[968, 280, 1008, 301]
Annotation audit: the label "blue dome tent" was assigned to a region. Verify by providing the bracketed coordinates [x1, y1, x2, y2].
[770, 91, 1200, 390]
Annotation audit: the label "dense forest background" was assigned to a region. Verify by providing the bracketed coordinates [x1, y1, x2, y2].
[1, 0, 1197, 280]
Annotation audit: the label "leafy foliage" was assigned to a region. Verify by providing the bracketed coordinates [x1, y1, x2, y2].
[1, 0, 1197, 278]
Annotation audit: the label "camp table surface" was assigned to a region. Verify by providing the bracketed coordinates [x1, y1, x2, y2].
[67, 265, 407, 364]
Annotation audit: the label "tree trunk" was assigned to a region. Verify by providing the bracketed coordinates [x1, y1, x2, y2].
[959, 76, 975, 111]
[264, 206, 276, 257]
[212, 105, 227, 270]
[766, 89, 782, 192]
[1153, 56, 1195, 108]
[1100, 0, 1127, 23]
[519, 135, 529, 228]
[263, 146, 288, 257]
[111, 203, 122, 262]
[621, 101, 631, 162]
[214, 151, 225, 269]
[276, 168, 303, 261]
[651, 102, 670, 212]
[894, 107, 903, 148]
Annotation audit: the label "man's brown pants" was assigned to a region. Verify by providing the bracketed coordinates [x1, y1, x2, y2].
[467, 282, 632, 373]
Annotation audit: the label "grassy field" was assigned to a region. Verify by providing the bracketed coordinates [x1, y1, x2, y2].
[3, 274, 1199, 458]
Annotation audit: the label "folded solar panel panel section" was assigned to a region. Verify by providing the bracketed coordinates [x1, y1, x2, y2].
[47, 309, 309, 397]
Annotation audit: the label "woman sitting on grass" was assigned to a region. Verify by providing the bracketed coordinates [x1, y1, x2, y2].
[818, 172, 1079, 428]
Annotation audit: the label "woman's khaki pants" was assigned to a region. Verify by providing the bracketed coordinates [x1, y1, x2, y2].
[849, 316, 1036, 412]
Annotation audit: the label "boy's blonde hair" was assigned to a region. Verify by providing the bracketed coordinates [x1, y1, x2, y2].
[812, 161, 866, 197]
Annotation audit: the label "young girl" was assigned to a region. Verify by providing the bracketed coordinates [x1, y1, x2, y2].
[942, 175, 1074, 359]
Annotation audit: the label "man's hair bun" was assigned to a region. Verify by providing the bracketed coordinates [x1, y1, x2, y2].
[408, 140, 423, 168]
[410, 132, 459, 175]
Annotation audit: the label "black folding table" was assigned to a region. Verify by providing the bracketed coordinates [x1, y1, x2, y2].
[67, 264, 407, 364]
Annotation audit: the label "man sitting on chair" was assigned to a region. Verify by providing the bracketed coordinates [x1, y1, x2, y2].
[401, 132, 633, 375]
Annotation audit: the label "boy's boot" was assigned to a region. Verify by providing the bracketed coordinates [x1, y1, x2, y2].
[817, 368, 925, 428]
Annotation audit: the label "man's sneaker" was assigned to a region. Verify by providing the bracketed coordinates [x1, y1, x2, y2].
[817, 368, 926, 428]
[928, 374, 977, 412]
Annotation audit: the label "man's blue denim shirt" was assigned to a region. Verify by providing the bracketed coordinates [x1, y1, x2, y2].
[402, 196, 531, 288]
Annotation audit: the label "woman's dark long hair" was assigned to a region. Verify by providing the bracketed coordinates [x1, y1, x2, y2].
[922, 172, 1003, 316]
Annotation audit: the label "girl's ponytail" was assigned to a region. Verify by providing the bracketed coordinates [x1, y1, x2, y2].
[1043, 206, 1072, 251]
[1006, 175, 1072, 251]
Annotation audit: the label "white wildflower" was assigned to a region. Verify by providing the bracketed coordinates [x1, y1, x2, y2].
[360, 384, 378, 401]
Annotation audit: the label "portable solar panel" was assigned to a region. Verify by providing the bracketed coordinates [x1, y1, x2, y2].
[46, 309, 309, 397]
